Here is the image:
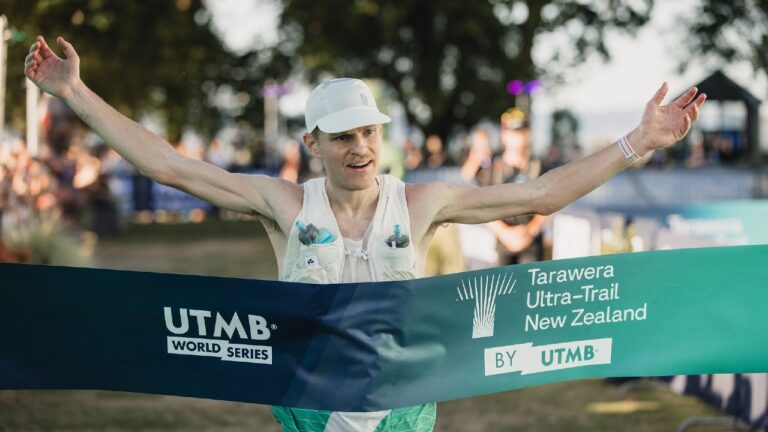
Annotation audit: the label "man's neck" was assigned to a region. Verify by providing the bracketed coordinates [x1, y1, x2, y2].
[324, 178, 380, 241]
[325, 177, 380, 218]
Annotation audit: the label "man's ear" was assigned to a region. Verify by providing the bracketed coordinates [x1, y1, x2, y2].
[303, 132, 321, 157]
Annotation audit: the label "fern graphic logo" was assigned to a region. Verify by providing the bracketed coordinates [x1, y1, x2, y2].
[457, 273, 517, 339]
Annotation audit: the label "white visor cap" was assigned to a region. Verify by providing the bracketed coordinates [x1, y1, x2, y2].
[305, 78, 391, 133]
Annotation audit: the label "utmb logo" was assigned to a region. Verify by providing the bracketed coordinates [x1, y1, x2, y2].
[163, 307, 272, 340]
[485, 339, 610, 377]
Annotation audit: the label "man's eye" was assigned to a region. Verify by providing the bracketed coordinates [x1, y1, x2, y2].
[364, 128, 375, 136]
[333, 135, 350, 141]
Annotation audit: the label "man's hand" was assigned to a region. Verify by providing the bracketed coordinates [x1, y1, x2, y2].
[631, 83, 707, 155]
[24, 35, 81, 100]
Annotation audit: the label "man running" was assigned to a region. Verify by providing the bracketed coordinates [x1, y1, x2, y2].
[25, 35, 705, 431]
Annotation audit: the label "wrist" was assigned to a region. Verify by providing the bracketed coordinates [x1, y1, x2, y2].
[61, 77, 85, 102]
[626, 127, 654, 157]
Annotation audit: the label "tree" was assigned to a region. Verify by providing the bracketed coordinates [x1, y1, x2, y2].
[1, 0, 242, 142]
[274, 0, 653, 139]
[681, 0, 768, 83]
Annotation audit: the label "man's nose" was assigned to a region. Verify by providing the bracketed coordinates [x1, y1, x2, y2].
[350, 133, 367, 154]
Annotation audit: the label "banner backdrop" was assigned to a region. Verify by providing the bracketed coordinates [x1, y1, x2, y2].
[2, 245, 768, 412]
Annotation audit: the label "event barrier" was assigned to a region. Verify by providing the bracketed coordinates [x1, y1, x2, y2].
[667, 374, 768, 430]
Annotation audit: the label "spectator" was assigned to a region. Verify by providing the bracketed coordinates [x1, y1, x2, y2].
[83, 143, 120, 237]
[0, 136, 77, 263]
[403, 137, 423, 171]
[485, 109, 550, 265]
[279, 139, 302, 184]
[460, 127, 493, 184]
[205, 137, 235, 170]
[542, 145, 565, 172]
[424, 134, 446, 168]
[685, 140, 707, 169]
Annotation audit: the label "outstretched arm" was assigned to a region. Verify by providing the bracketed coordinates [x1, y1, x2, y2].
[421, 83, 706, 225]
[24, 36, 298, 224]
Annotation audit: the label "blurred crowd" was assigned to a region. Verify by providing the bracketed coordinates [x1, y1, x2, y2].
[0, 137, 56, 262]
[0, 95, 753, 267]
[0, 97, 131, 262]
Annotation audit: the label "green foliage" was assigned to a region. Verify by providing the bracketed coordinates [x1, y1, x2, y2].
[275, 0, 654, 138]
[682, 0, 768, 82]
[1, 1, 657, 142]
[1, 0, 241, 141]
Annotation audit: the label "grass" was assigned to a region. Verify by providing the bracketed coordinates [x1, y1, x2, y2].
[435, 380, 725, 432]
[91, 219, 278, 280]
[0, 219, 725, 431]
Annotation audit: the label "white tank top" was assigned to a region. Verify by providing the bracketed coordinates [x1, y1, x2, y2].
[281, 175, 418, 284]
[276, 175, 426, 432]
[342, 235, 372, 283]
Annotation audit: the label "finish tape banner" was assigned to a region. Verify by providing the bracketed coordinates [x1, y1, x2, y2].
[2, 244, 768, 411]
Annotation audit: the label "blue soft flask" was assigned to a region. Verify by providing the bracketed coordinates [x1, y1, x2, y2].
[296, 221, 334, 245]
[295, 221, 318, 245]
[385, 224, 410, 248]
[315, 227, 334, 244]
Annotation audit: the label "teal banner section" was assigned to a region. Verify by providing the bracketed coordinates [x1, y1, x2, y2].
[673, 200, 768, 244]
[1, 245, 768, 411]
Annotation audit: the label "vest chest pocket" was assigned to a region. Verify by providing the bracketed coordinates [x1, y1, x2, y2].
[373, 236, 417, 281]
[287, 242, 344, 284]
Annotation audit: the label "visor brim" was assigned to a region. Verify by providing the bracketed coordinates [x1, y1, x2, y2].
[315, 107, 391, 133]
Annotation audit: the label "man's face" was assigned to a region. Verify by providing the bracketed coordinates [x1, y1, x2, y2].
[305, 124, 381, 191]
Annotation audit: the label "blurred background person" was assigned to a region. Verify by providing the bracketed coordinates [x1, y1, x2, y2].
[403, 136, 423, 171]
[81, 143, 120, 237]
[460, 126, 493, 184]
[278, 138, 302, 183]
[486, 108, 550, 265]
[205, 136, 235, 170]
[423, 134, 447, 168]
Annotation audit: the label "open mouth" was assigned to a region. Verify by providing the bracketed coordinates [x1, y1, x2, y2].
[347, 161, 373, 170]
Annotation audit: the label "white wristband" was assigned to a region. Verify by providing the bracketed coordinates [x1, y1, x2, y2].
[617, 135, 640, 164]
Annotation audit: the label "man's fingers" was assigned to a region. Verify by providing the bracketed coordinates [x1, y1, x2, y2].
[688, 104, 700, 123]
[673, 87, 698, 108]
[694, 92, 707, 108]
[649, 82, 669, 106]
[24, 52, 36, 72]
[24, 57, 36, 77]
[37, 36, 56, 59]
[684, 93, 707, 112]
[679, 116, 692, 140]
[28, 41, 38, 55]
[57, 37, 77, 59]
[684, 93, 706, 121]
